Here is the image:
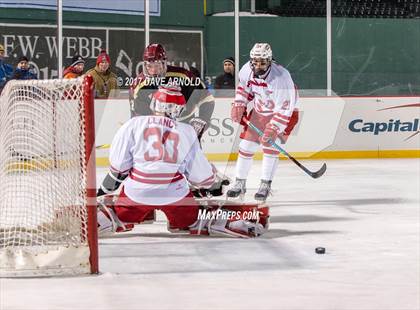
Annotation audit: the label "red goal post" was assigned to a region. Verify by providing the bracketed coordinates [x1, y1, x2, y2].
[0, 75, 98, 277]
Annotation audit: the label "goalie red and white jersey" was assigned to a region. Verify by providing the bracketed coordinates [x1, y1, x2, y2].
[235, 61, 298, 133]
[109, 115, 216, 205]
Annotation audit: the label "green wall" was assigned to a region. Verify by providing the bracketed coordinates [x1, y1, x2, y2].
[332, 19, 420, 95]
[205, 16, 327, 92]
[204, 16, 420, 95]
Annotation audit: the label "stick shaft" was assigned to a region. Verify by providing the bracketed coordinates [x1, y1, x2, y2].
[242, 118, 326, 179]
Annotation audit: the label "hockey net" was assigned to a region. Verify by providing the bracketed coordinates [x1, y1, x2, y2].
[0, 76, 98, 277]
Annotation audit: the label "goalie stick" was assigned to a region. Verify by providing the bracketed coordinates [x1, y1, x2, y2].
[96, 144, 110, 149]
[242, 117, 327, 179]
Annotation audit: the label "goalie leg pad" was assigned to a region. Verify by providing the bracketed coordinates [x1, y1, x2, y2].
[208, 217, 265, 238]
[206, 201, 270, 229]
[97, 202, 134, 236]
[97, 204, 115, 236]
[189, 202, 269, 238]
[189, 218, 210, 235]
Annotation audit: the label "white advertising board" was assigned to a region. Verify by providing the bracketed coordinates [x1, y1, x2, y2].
[94, 96, 419, 165]
[328, 97, 419, 151]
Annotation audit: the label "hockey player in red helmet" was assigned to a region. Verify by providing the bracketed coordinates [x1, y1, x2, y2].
[142, 43, 167, 78]
[130, 43, 215, 143]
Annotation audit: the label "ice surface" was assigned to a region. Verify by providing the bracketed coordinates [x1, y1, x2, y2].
[1, 158, 419, 310]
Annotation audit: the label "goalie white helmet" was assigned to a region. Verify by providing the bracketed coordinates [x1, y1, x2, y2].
[150, 85, 186, 119]
[249, 43, 273, 76]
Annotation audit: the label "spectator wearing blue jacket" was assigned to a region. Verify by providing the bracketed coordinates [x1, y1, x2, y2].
[12, 56, 37, 80]
[0, 44, 14, 93]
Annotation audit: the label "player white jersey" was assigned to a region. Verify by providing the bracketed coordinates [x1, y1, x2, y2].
[235, 61, 298, 133]
[109, 115, 216, 205]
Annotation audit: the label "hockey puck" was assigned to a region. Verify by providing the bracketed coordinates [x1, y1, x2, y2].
[315, 247, 326, 254]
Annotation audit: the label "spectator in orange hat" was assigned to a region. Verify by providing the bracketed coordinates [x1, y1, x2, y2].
[86, 50, 119, 98]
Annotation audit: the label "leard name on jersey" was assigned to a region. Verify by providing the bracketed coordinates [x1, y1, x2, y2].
[147, 116, 175, 128]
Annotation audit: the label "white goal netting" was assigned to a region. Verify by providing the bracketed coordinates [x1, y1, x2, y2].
[0, 77, 97, 277]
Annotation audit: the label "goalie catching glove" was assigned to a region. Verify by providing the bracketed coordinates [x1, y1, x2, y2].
[189, 117, 207, 141]
[192, 177, 230, 198]
[191, 168, 230, 198]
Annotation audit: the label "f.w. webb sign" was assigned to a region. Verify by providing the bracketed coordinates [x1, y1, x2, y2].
[0, 23, 202, 84]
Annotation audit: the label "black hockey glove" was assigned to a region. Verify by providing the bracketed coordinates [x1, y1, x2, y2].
[192, 177, 230, 198]
[97, 170, 128, 197]
[189, 117, 207, 142]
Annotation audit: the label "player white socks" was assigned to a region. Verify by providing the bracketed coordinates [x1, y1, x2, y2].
[261, 153, 278, 180]
[235, 155, 253, 179]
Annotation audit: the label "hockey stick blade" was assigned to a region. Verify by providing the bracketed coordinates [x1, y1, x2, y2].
[242, 118, 327, 179]
[307, 162, 326, 179]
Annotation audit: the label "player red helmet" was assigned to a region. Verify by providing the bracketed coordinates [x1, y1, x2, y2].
[150, 85, 186, 119]
[142, 43, 167, 77]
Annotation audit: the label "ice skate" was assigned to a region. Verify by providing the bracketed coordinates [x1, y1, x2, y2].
[226, 178, 246, 200]
[254, 180, 272, 202]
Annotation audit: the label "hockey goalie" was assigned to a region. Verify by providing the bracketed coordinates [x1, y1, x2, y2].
[97, 85, 269, 238]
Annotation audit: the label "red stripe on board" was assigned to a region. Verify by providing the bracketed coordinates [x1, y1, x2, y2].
[377, 103, 420, 111]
